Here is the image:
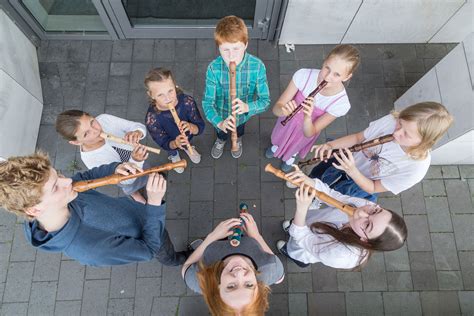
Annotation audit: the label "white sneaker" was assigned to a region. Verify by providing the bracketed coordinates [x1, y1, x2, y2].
[184, 146, 201, 164]
[168, 152, 184, 173]
[282, 220, 292, 232]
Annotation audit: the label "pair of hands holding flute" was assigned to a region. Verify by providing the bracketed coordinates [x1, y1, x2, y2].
[122, 130, 150, 163]
[310, 143, 359, 176]
[217, 98, 249, 133]
[207, 213, 260, 242]
[115, 162, 166, 206]
[171, 121, 199, 150]
[280, 97, 315, 118]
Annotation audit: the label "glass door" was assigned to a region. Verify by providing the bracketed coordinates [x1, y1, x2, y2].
[107, 0, 279, 39]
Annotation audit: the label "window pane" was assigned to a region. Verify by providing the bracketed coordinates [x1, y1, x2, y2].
[21, 0, 107, 32]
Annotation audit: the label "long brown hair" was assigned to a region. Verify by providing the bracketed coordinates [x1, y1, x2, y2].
[196, 260, 270, 316]
[310, 208, 407, 268]
[144, 68, 182, 107]
[392, 102, 453, 160]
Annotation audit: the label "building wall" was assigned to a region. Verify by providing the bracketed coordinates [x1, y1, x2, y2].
[279, 0, 472, 44]
[0, 9, 43, 158]
[394, 33, 473, 164]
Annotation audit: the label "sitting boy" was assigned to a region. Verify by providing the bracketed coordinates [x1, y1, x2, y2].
[0, 152, 189, 266]
[202, 15, 271, 159]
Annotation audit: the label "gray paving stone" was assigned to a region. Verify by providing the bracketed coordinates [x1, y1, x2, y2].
[107, 298, 134, 315]
[33, 251, 61, 282]
[459, 165, 474, 179]
[0, 243, 11, 283]
[189, 201, 214, 237]
[458, 291, 474, 316]
[387, 271, 413, 291]
[1, 303, 28, 316]
[425, 165, 443, 179]
[136, 259, 162, 278]
[438, 270, 463, 290]
[90, 40, 112, 62]
[278, 45, 296, 60]
[54, 301, 81, 316]
[378, 196, 402, 216]
[286, 258, 311, 273]
[420, 291, 460, 315]
[374, 87, 397, 117]
[238, 134, 260, 166]
[3, 261, 34, 302]
[337, 271, 362, 292]
[426, 197, 453, 232]
[442, 165, 460, 179]
[85, 62, 109, 91]
[416, 44, 447, 59]
[266, 293, 289, 316]
[46, 40, 69, 62]
[402, 57, 425, 73]
[109, 264, 136, 299]
[132, 39, 154, 61]
[213, 183, 237, 218]
[288, 293, 307, 316]
[58, 62, 88, 84]
[112, 40, 134, 61]
[56, 261, 84, 301]
[308, 292, 345, 316]
[405, 215, 432, 251]
[166, 183, 191, 219]
[154, 39, 175, 61]
[383, 59, 406, 86]
[346, 292, 384, 316]
[261, 182, 285, 217]
[83, 90, 106, 116]
[311, 263, 338, 292]
[401, 183, 426, 214]
[65, 41, 90, 62]
[178, 296, 208, 316]
[28, 281, 57, 316]
[459, 251, 474, 290]
[174, 61, 196, 93]
[258, 40, 279, 60]
[409, 251, 438, 290]
[214, 149, 238, 184]
[238, 166, 260, 199]
[0, 212, 15, 243]
[151, 297, 179, 316]
[423, 179, 447, 196]
[109, 62, 131, 76]
[362, 252, 388, 291]
[452, 214, 474, 251]
[161, 266, 186, 296]
[85, 265, 111, 280]
[196, 39, 216, 61]
[288, 273, 312, 293]
[37, 40, 49, 62]
[130, 62, 153, 90]
[383, 292, 422, 316]
[190, 167, 214, 201]
[175, 40, 196, 61]
[261, 217, 286, 253]
[431, 233, 460, 270]
[446, 180, 474, 214]
[134, 277, 161, 315]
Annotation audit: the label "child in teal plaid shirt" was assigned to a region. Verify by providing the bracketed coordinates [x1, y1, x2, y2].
[202, 15, 270, 159]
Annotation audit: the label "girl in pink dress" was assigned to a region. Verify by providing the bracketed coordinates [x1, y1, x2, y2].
[266, 45, 360, 171]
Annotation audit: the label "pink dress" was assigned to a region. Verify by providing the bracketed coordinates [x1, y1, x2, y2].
[271, 71, 346, 161]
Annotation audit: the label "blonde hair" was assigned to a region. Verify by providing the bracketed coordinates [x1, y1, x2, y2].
[144, 68, 181, 107]
[325, 44, 361, 74]
[214, 15, 248, 46]
[0, 152, 51, 219]
[196, 261, 270, 316]
[393, 102, 453, 159]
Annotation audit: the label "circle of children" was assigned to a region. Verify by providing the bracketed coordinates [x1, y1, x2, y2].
[0, 16, 454, 316]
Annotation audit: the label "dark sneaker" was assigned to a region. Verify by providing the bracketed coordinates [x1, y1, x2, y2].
[211, 138, 226, 159]
[265, 147, 275, 159]
[281, 161, 293, 172]
[276, 240, 310, 268]
[231, 137, 243, 159]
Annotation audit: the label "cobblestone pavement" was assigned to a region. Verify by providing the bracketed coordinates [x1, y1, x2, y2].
[1, 40, 473, 315]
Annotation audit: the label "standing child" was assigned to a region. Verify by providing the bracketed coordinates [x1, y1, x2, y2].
[203, 15, 271, 159]
[145, 68, 205, 173]
[266, 45, 360, 172]
[56, 110, 149, 203]
[308, 102, 453, 201]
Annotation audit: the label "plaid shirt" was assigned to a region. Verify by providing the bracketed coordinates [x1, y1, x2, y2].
[202, 53, 270, 128]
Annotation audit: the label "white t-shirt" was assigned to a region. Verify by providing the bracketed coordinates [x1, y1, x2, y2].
[287, 179, 370, 269]
[353, 114, 431, 195]
[292, 68, 350, 117]
[81, 114, 147, 171]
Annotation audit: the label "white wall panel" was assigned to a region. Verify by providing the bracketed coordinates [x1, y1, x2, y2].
[343, 0, 464, 43]
[431, 131, 474, 164]
[430, 0, 473, 43]
[0, 70, 42, 157]
[0, 10, 42, 102]
[279, 0, 361, 44]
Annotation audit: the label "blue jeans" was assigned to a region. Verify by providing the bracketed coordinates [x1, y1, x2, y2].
[215, 124, 245, 141]
[309, 158, 378, 202]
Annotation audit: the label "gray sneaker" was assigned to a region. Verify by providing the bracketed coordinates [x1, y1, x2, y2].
[231, 137, 243, 159]
[168, 152, 184, 173]
[211, 138, 226, 159]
